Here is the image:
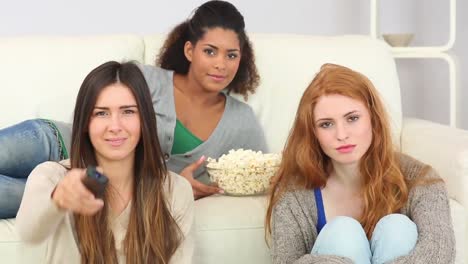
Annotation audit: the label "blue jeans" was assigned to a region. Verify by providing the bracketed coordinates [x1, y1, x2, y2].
[312, 214, 418, 264]
[0, 119, 63, 219]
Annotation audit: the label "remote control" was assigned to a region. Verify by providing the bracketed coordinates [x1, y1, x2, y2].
[82, 166, 108, 198]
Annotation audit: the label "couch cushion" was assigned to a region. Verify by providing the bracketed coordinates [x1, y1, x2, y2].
[194, 195, 270, 264]
[143, 35, 166, 66]
[0, 35, 145, 129]
[0, 219, 20, 263]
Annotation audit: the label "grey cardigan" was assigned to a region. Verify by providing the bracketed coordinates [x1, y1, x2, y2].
[271, 154, 456, 264]
[55, 65, 268, 178]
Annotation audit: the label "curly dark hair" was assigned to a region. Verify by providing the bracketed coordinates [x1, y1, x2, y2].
[157, 0, 260, 99]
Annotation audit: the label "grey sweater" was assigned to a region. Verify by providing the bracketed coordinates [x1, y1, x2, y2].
[271, 155, 456, 264]
[55, 65, 267, 178]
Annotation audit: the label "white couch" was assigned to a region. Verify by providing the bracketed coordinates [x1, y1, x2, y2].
[0, 34, 466, 264]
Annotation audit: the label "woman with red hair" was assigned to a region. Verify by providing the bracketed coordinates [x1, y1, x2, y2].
[266, 64, 455, 263]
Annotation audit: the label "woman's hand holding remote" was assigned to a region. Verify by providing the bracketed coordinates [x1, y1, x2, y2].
[51, 168, 104, 215]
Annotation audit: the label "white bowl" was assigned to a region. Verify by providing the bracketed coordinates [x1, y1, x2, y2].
[382, 33, 414, 47]
[205, 149, 281, 196]
[207, 165, 279, 196]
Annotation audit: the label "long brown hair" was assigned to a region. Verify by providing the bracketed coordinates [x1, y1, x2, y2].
[70, 61, 181, 263]
[157, 0, 259, 98]
[266, 63, 409, 238]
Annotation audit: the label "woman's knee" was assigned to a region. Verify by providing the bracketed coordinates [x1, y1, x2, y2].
[372, 214, 417, 243]
[312, 216, 371, 264]
[324, 216, 365, 236]
[0, 119, 49, 146]
[371, 214, 417, 263]
[0, 119, 57, 176]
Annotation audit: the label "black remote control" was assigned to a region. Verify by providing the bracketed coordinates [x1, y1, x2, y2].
[82, 166, 108, 198]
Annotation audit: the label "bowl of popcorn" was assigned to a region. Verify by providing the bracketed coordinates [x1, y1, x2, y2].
[206, 149, 281, 196]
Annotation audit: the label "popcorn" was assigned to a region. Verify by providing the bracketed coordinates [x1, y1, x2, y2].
[206, 149, 281, 195]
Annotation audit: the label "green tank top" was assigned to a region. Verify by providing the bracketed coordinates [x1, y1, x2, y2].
[171, 119, 203, 155]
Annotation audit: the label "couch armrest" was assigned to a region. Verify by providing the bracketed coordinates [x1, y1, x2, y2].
[401, 117, 468, 264]
[401, 117, 468, 207]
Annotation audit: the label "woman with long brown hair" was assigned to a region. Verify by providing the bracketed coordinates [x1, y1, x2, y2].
[266, 64, 455, 263]
[16, 61, 193, 263]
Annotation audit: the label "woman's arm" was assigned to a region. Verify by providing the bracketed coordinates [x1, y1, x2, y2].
[169, 173, 195, 264]
[15, 162, 67, 243]
[271, 192, 352, 264]
[16, 161, 103, 243]
[389, 169, 456, 264]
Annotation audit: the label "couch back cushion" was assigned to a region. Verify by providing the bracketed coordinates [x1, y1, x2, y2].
[0, 35, 145, 128]
[144, 34, 402, 152]
[0, 34, 401, 150]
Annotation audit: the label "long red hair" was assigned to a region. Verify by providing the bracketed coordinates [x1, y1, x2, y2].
[266, 63, 408, 238]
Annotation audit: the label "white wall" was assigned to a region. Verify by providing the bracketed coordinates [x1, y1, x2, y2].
[0, 0, 466, 129]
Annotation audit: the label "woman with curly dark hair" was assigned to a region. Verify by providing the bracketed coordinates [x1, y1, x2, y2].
[0, 0, 267, 219]
[143, 0, 266, 199]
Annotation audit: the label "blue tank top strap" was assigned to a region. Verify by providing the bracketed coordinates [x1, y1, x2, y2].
[314, 187, 326, 233]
